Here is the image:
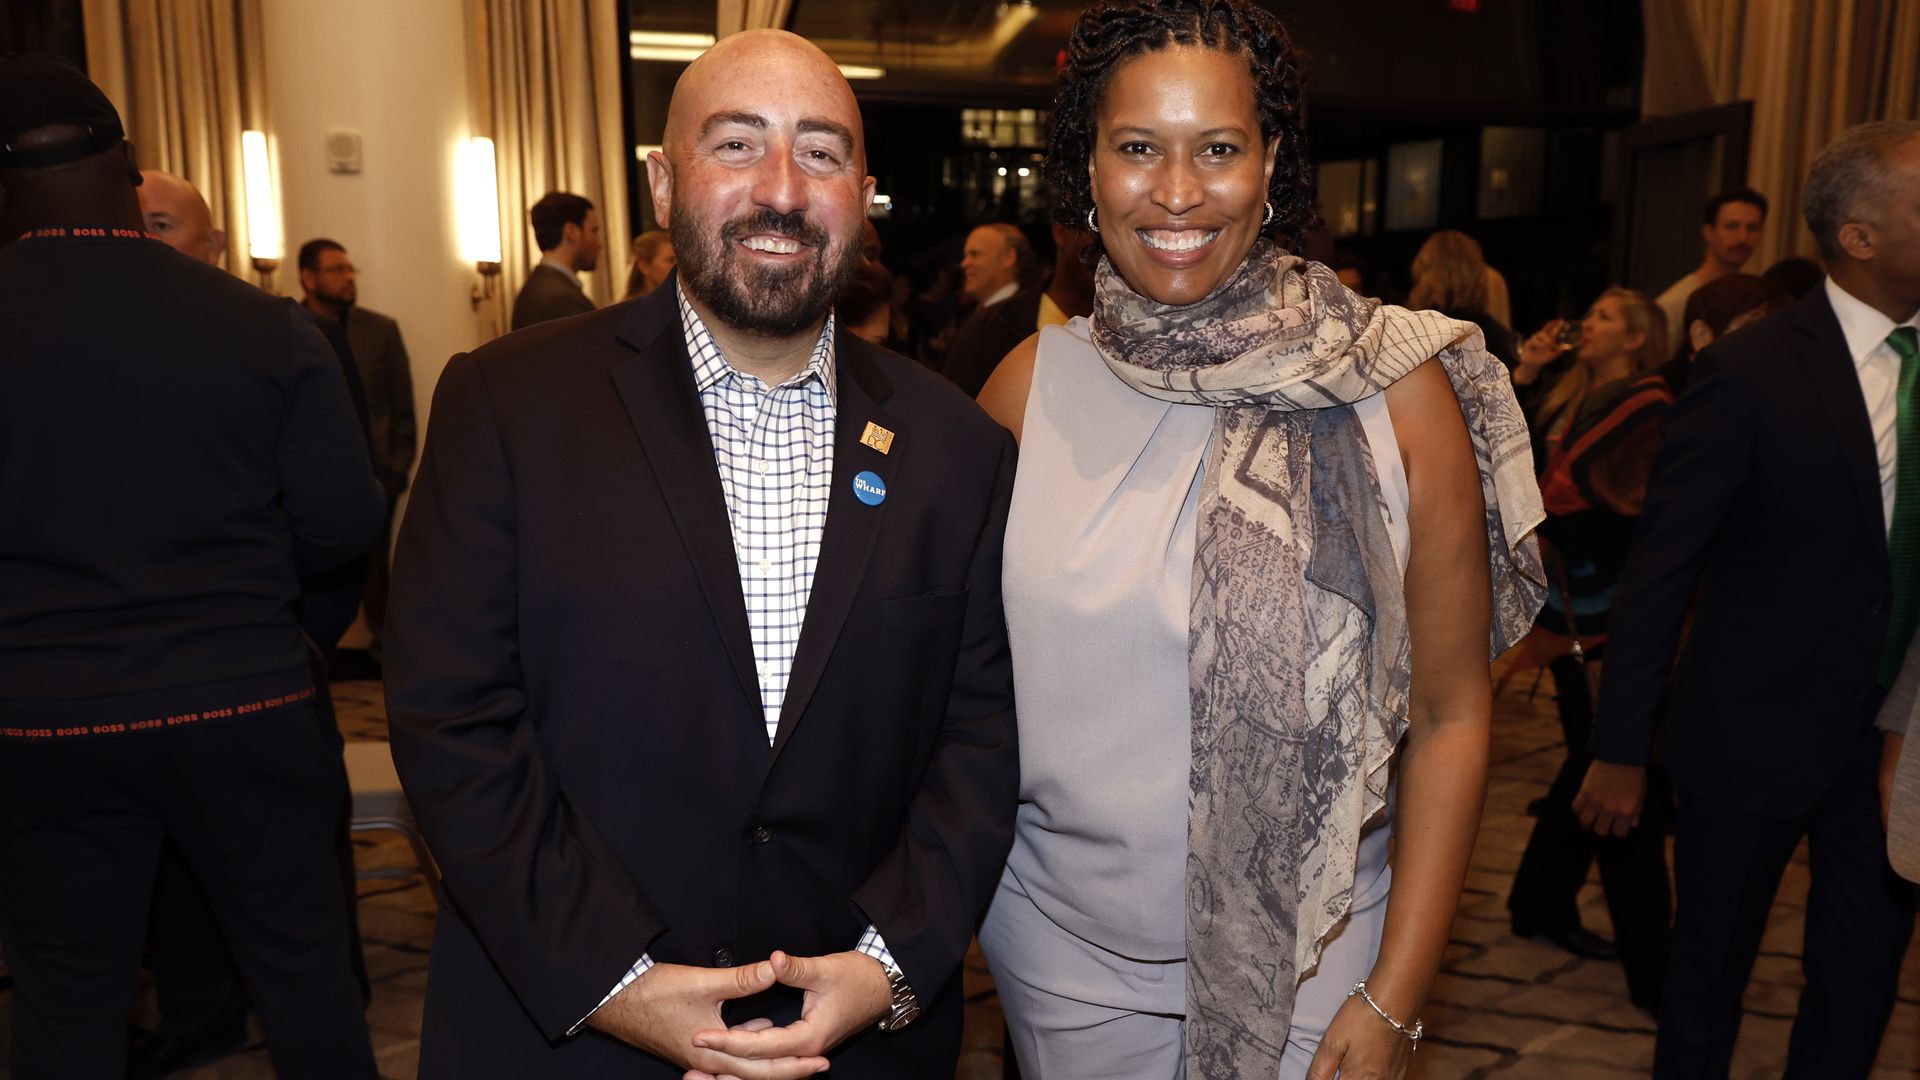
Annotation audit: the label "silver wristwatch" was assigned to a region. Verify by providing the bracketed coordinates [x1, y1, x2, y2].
[877, 963, 920, 1032]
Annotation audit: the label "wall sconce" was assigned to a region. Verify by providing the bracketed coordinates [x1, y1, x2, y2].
[240, 130, 283, 289]
[458, 136, 503, 310]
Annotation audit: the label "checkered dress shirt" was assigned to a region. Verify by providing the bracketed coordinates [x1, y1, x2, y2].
[577, 287, 899, 1028]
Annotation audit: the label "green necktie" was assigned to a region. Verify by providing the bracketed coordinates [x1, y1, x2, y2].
[1880, 325, 1920, 688]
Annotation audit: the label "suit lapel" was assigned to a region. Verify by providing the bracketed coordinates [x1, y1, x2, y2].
[770, 331, 899, 763]
[608, 290, 762, 718]
[1796, 289, 1888, 544]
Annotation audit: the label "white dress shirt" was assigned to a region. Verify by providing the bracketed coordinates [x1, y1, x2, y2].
[575, 286, 900, 1031]
[1824, 277, 1920, 534]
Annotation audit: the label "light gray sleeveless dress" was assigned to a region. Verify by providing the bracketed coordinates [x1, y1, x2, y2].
[979, 317, 1410, 1079]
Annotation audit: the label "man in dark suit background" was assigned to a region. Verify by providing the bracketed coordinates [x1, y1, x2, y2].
[1576, 120, 1920, 1078]
[509, 190, 602, 330]
[0, 56, 382, 1079]
[385, 29, 1018, 1079]
[942, 220, 1096, 398]
[298, 237, 417, 647]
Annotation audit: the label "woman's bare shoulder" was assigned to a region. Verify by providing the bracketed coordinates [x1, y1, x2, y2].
[977, 332, 1041, 445]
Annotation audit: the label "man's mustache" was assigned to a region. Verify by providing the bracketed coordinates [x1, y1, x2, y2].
[721, 208, 829, 249]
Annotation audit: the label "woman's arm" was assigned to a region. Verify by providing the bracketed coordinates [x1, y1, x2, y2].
[975, 333, 1039, 445]
[1309, 358, 1492, 1080]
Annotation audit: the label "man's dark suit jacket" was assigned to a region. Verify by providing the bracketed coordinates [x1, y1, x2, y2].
[385, 282, 1020, 1078]
[343, 305, 416, 496]
[1593, 285, 1890, 817]
[510, 261, 595, 330]
[942, 285, 1044, 398]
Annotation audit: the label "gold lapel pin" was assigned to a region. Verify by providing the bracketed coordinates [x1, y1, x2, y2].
[860, 421, 896, 455]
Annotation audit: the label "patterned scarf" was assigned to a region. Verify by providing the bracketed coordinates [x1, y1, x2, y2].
[1089, 240, 1545, 1077]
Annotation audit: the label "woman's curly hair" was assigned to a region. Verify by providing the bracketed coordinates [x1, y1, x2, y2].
[1045, 0, 1317, 262]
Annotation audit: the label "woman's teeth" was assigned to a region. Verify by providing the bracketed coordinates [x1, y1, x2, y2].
[1139, 229, 1219, 253]
[742, 236, 801, 254]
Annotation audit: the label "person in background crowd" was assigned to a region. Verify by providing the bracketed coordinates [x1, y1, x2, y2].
[1503, 288, 1674, 1014]
[1657, 273, 1791, 396]
[1762, 254, 1827, 301]
[1409, 230, 1517, 369]
[384, 30, 1018, 1078]
[1483, 261, 1514, 331]
[943, 222, 1096, 397]
[1330, 249, 1368, 294]
[837, 259, 895, 346]
[136, 168, 225, 263]
[298, 237, 417, 652]
[959, 222, 1028, 309]
[510, 191, 601, 330]
[906, 253, 964, 369]
[0, 55, 382, 1080]
[128, 175, 379, 1079]
[1654, 188, 1768, 354]
[623, 228, 675, 299]
[1576, 120, 1920, 1079]
[975, 2, 1545, 1075]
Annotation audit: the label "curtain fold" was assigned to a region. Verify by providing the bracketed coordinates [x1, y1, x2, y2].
[471, 0, 630, 315]
[1645, 0, 1920, 266]
[82, 0, 268, 282]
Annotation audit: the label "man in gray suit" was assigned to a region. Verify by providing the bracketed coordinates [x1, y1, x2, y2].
[510, 191, 602, 330]
[297, 237, 416, 644]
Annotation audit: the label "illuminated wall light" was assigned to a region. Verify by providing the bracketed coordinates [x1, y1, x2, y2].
[634, 144, 664, 162]
[628, 31, 717, 47]
[1017, 167, 1030, 177]
[997, 166, 1008, 177]
[458, 137, 503, 266]
[837, 64, 886, 79]
[872, 194, 892, 206]
[240, 129, 283, 272]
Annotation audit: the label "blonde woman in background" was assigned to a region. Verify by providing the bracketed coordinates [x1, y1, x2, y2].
[622, 229, 674, 299]
[1410, 230, 1516, 368]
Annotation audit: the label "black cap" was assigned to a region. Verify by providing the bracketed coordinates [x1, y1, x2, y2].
[0, 54, 126, 169]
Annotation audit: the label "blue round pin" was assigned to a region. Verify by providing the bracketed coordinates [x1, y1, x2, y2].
[852, 470, 888, 506]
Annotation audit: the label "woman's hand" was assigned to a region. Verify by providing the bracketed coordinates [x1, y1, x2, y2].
[1514, 320, 1567, 384]
[1304, 993, 1418, 1080]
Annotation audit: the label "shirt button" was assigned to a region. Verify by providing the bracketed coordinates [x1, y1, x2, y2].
[713, 946, 733, 967]
[758, 558, 772, 573]
[755, 461, 770, 475]
[751, 825, 773, 845]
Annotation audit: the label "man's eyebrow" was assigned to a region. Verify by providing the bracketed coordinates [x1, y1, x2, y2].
[796, 118, 854, 149]
[700, 111, 769, 137]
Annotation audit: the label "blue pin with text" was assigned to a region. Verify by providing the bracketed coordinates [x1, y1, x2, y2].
[852, 471, 887, 506]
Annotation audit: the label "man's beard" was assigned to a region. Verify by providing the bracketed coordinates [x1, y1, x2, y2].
[672, 206, 860, 338]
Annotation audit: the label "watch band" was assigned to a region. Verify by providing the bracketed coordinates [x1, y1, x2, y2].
[877, 962, 920, 1032]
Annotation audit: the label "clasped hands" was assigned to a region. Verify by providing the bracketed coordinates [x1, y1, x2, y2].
[588, 949, 893, 1080]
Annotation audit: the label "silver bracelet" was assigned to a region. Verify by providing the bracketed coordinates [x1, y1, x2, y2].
[1349, 980, 1423, 1049]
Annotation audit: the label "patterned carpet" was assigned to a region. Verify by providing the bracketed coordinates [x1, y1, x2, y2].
[3, 661, 1917, 1078]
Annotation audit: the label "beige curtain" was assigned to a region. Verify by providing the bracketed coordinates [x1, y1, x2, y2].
[469, 0, 631, 318]
[717, 0, 793, 36]
[1644, 0, 1920, 267]
[81, 0, 269, 283]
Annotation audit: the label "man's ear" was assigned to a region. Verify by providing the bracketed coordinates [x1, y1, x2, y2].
[646, 150, 674, 230]
[209, 228, 228, 262]
[1689, 318, 1713, 353]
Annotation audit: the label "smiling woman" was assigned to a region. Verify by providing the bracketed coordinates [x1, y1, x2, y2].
[974, 3, 1548, 1079]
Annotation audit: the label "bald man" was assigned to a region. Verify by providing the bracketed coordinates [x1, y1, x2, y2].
[385, 30, 1018, 1079]
[960, 222, 1026, 308]
[136, 168, 226, 264]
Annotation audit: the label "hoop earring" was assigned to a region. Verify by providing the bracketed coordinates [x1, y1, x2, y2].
[1262, 202, 1275, 226]
[1086, 207, 1099, 234]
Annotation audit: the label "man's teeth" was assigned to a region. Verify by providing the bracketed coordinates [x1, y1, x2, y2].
[741, 236, 801, 254]
[1140, 229, 1218, 253]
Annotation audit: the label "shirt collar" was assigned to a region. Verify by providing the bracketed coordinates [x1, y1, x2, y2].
[984, 280, 1020, 308]
[676, 282, 837, 406]
[539, 255, 583, 290]
[1825, 276, 1920, 368]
